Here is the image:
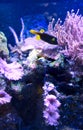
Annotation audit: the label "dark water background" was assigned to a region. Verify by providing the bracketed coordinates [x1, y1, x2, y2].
[0, 0, 83, 44]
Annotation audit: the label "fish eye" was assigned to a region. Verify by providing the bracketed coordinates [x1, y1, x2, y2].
[51, 38, 55, 41]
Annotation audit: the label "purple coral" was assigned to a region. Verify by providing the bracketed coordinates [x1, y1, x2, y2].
[43, 82, 61, 126]
[43, 82, 55, 95]
[48, 10, 83, 63]
[43, 94, 61, 126]
[44, 94, 61, 108]
[0, 58, 24, 80]
[0, 90, 12, 105]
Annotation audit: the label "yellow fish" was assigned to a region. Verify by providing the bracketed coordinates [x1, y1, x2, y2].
[30, 29, 58, 45]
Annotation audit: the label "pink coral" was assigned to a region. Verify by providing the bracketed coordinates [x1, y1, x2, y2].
[43, 82, 55, 95]
[43, 94, 61, 126]
[43, 82, 61, 126]
[9, 18, 25, 45]
[48, 10, 83, 63]
[0, 90, 12, 105]
[0, 58, 24, 80]
[44, 94, 61, 109]
[43, 108, 60, 126]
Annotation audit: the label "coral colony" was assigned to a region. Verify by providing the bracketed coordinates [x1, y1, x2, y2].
[48, 10, 83, 64]
[0, 58, 24, 80]
[0, 10, 83, 129]
[43, 82, 61, 126]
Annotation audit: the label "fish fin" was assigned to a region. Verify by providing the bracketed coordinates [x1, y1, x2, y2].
[30, 29, 44, 35]
[30, 29, 38, 35]
[36, 35, 40, 40]
[30, 29, 41, 40]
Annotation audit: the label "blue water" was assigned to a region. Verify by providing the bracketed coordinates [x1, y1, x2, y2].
[0, 0, 83, 44]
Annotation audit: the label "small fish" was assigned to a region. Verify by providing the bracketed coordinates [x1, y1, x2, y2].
[30, 29, 58, 45]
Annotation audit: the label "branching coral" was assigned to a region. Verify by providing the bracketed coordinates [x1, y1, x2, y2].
[48, 10, 83, 64]
[9, 10, 83, 69]
[0, 58, 24, 80]
[9, 18, 25, 56]
[9, 18, 25, 46]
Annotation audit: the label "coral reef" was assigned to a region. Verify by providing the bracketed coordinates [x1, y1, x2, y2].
[0, 10, 83, 130]
[48, 10, 83, 76]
